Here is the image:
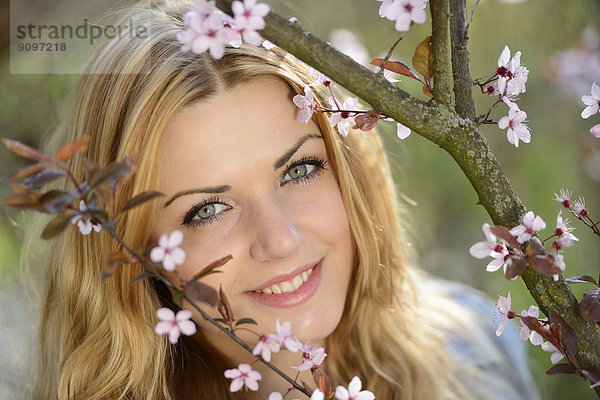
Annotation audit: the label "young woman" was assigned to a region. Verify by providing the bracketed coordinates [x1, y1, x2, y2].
[29, 1, 538, 399]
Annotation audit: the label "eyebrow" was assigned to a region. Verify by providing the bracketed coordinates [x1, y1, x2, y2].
[163, 133, 323, 208]
[273, 133, 322, 169]
[164, 185, 231, 208]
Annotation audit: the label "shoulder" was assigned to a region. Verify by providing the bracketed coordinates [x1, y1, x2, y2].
[421, 279, 540, 400]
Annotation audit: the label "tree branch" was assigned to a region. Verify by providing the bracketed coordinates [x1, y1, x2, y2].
[430, 0, 453, 105]
[449, 0, 476, 119]
[215, 0, 600, 382]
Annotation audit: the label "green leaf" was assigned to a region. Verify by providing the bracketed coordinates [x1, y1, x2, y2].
[235, 318, 258, 327]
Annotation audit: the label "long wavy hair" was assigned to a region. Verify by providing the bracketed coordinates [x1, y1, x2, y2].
[26, 1, 469, 399]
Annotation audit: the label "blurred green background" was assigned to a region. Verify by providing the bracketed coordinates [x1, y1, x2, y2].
[1, 0, 600, 398]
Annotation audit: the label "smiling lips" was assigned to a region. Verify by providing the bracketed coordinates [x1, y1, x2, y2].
[246, 259, 322, 308]
[254, 267, 314, 294]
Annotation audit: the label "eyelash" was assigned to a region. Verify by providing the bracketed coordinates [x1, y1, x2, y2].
[181, 155, 328, 229]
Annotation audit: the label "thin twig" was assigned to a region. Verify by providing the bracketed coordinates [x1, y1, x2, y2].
[101, 220, 313, 398]
[378, 33, 405, 77]
[464, 0, 481, 42]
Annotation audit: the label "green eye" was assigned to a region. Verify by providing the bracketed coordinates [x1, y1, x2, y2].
[290, 165, 308, 179]
[197, 204, 216, 219]
[283, 164, 315, 183]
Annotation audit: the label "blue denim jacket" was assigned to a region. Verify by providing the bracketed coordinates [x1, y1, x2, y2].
[426, 279, 541, 400]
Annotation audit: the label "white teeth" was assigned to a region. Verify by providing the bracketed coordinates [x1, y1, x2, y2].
[259, 266, 315, 294]
[292, 275, 303, 291]
[279, 281, 293, 293]
[270, 284, 282, 294]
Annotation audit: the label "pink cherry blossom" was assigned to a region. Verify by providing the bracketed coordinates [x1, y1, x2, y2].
[291, 342, 327, 371]
[496, 46, 529, 97]
[150, 230, 186, 271]
[154, 308, 196, 344]
[252, 333, 281, 362]
[553, 188, 573, 209]
[519, 306, 544, 346]
[178, 11, 231, 59]
[268, 392, 283, 400]
[311, 389, 325, 400]
[329, 97, 358, 136]
[495, 292, 514, 336]
[293, 86, 319, 124]
[554, 210, 578, 242]
[509, 211, 546, 244]
[581, 82, 600, 118]
[334, 376, 375, 400]
[231, 0, 270, 46]
[497, 103, 531, 147]
[71, 200, 102, 235]
[591, 124, 600, 138]
[547, 252, 566, 281]
[573, 197, 590, 218]
[224, 363, 262, 392]
[262, 40, 276, 50]
[378, 0, 428, 32]
[275, 320, 299, 351]
[469, 223, 509, 273]
[396, 122, 411, 139]
[541, 341, 564, 364]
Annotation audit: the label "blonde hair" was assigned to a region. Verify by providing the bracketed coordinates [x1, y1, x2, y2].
[28, 1, 468, 399]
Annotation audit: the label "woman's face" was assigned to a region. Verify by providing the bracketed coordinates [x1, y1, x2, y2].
[152, 78, 355, 345]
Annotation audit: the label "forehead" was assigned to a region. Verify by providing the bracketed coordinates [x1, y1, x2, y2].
[158, 78, 323, 185]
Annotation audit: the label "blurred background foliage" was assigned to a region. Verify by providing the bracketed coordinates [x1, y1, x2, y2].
[1, 0, 599, 398]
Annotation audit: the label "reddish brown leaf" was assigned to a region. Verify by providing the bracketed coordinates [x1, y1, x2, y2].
[103, 251, 131, 281]
[55, 137, 89, 162]
[564, 275, 599, 286]
[130, 272, 153, 286]
[422, 85, 433, 98]
[489, 225, 520, 250]
[112, 156, 137, 192]
[2, 138, 48, 162]
[525, 237, 545, 257]
[579, 366, 600, 387]
[545, 363, 576, 375]
[412, 36, 433, 80]
[548, 309, 578, 358]
[120, 191, 165, 214]
[83, 158, 100, 183]
[2, 163, 46, 181]
[24, 170, 65, 189]
[530, 255, 563, 276]
[191, 254, 233, 282]
[504, 255, 527, 280]
[41, 213, 74, 240]
[312, 368, 334, 399]
[579, 288, 600, 323]
[89, 161, 131, 189]
[352, 110, 381, 131]
[10, 184, 29, 193]
[2, 192, 42, 209]
[185, 280, 219, 306]
[370, 58, 420, 80]
[218, 285, 234, 323]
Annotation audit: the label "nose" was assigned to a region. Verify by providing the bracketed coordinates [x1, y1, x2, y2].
[248, 199, 304, 262]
